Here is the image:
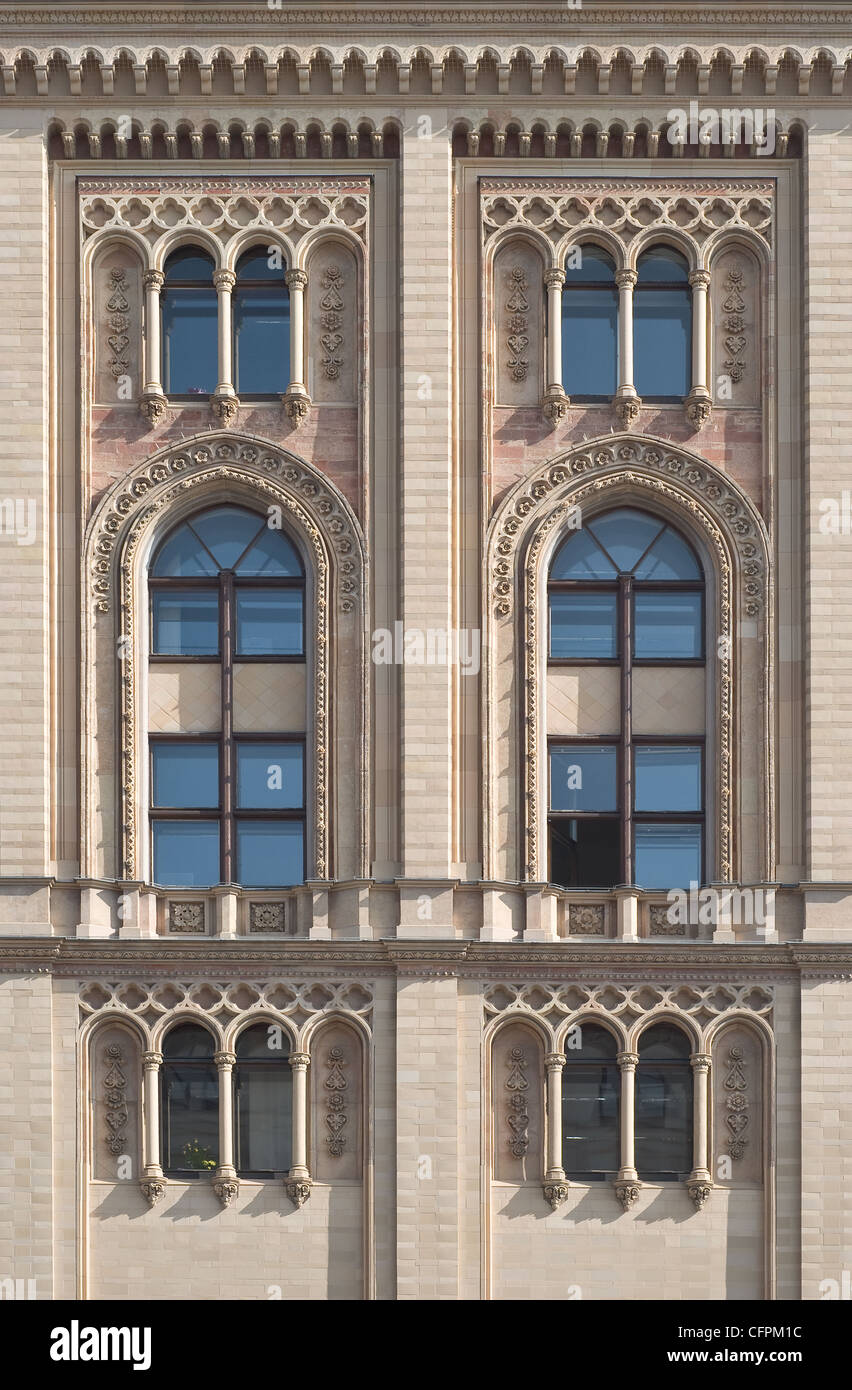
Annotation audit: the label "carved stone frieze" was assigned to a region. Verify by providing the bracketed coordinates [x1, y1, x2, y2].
[79, 977, 374, 1025]
[481, 178, 773, 259]
[484, 980, 773, 1023]
[721, 263, 749, 385]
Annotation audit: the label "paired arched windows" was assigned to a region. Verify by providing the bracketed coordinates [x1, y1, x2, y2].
[559, 243, 693, 402]
[149, 504, 307, 889]
[547, 507, 706, 890]
[161, 244, 291, 400]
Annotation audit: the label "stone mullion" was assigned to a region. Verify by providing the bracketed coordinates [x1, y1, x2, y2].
[139, 1050, 165, 1206]
[687, 1052, 713, 1209]
[285, 1051, 312, 1207]
[542, 1051, 570, 1209]
[210, 268, 238, 425]
[614, 1050, 641, 1210]
[613, 268, 641, 426]
[213, 1050, 239, 1207]
[542, 266, 568, 422]
[139, 270, 167, 425]
[685, 270, 712, 430]
[283, 268, 311, 422]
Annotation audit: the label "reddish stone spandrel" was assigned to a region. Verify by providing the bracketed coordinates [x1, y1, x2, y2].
[89, 402, 361, 520]
[490, 405, 764, 520]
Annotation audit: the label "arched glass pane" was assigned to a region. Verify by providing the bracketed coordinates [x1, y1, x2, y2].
[636, 1023, 693, 1179]
[236, 526, 302, 576]
[163, 1024, 216, 1060]
[151, 522, 218, 577]
[636, 247, 689, 284]
[638, 1023, 691, 1060]
[633, 526, 701, 580]
[234, 249, 290, 395]
[562, 246, 617, 398]
[550, 527, 617, 580]
[162, 248, 218, 395]
[189, 506, 265, 570]
[236, 247, 287, 281]
[164, 247, 216, 282]
[587, 508, 664, 573]
[634, 248, 691, 399]
[234, 1024, 292, 1173]
[562, 1023, 620, 1178]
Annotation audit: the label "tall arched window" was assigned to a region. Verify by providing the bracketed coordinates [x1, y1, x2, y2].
[233, 247, 290, 397]
[561, 245, 617, 400]
[161, 1024, 219, 1176]
[161, 247, 218, 396]
[234, 1024, 292, 1176]
[633, 247, 691, 400]
[149, 504, 307, 888]
[561, 1024, 620, 1181]
[548, 507, 705, 889]
[636, 1023, 693, 1181]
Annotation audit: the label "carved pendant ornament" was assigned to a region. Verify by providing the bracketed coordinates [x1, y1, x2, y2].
[319, 264, 345, 380]
[506, 265, 530, 382]
[722, 263, 748, 386]
[506, 1046, 531, 1158]
[103, 1043, 129, 1157]
[324, 1046, 349, 1156]
[105, 267, 130, 381]
[724, 1045, 750, 1160]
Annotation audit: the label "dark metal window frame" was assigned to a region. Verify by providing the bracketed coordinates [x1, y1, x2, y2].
[546, 513, 706, 887]
[149, 508, 308, 887]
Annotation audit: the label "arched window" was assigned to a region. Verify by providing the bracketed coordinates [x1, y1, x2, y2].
[561, 1024, 620, 1180]
[149, 504, 307, 888]
[161, 1024, 219, 1176]
[633, 247, 691, 400]
[234, 1024, 292, 1176]
[636, 1023, 693, 1181]
[233, 247, 290, 397]
[561, 245, 617, 400]
[548, 507, 705, 889]
[162, 247, 218, 396]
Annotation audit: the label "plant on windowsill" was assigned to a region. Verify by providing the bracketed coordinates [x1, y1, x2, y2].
[181, 1139, 217, 1171]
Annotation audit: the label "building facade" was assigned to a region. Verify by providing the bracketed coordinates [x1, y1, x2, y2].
[0, 0, 850, 1301]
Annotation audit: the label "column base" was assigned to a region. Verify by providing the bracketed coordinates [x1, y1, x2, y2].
[283, 389, 312, 425]
[543, 1177, 571, 1210]
[684, 390, 712, 432]
[285, 1175, 313, 1208]
[210, 392, 240, 427]
[139, 392, 168, 427]
[612, 389, 642, 428]
[541, 385, 569, 425]
[614, 1173, 641, 1210]
[213, 1170, 240, 1208]
[140, 1171, 166, 1207]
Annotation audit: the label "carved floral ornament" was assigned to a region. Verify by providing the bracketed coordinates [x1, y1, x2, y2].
[481, 178, 773, 261]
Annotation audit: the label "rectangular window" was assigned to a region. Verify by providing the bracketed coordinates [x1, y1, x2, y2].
[561, 289, 618, 399]
[235, 1067, 293, 1174]
[633, 290, 691, 400]
[550, 745, 617, 812]
[549, 592, 618, 660]
[562, 1065, 621, 1178]
[236, 742, 303, 809]
[635, 745, 702, 812]
[634, 823, 702, 890]
[162, 1065, 220, 1173]
[152, 589, 219, 656]
[235, 588, 304, 656]
[162, 289, 219, 395]
[236, 820, 304, 888]
[634, 591, 703, 660]
[549, 817, 621, 890]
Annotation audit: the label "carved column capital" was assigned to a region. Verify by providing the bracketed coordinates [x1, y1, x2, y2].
[612, 391, 642, 427]
[143, 269, 164, 292]
[689, 269, 712, 290]
[544, 1051, 567, 1072]
[285, 268, 308, 291]
[685, 391, 712, 432]
[613, 1178, 642, 1211]
[616, 1051, 639, 1070]
[690, 1052, 712, 1073]
[213, 1176, 240, 1208]
[544, 266, 566, 289]
[210, 394, 240, 427]
[213, 268, 236, 292]
[214, 1051, 237, 1070]
[283, 389, 311, 424]
[687, 1178, 713, 1211]
[288, 1051, 311, 1071]
[542, 385, 570, 424]
[615, 268, 638, 289]
[142, 1051, 163, 1070]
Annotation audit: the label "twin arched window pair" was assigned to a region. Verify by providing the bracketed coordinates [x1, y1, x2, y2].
[162, 246, 290, 397]
[561, 245, 691, 401]
[161, 1023, 291, 1177]
[560, 1022, 693, 1181]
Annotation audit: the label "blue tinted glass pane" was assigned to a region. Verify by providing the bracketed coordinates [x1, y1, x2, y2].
[153, 820, 220, 887]
[634, 591, 702, 659]
[638, 1023, 691, 1060]
[564, 245, 615, 284]
[550, 745, 617, 812]
[234, 288, 290, 394]
[634, 289, 691, 398]
[152, 523, 218, 577]
[162, 289, 218, 394]
[550, 592, 617, 659]
[562, 287, 617, 397]
[164, 248, 215, 282]
[164, 1024, 216, 1059]
[237, 742, 303, 809]
[636, 248, 689, 284]
[588, 509, 663, 573]
[152, 590, 218, 655]
[236, 248, 287, 281]
[236, 589, 303, 655]
[237, 526, 302, 576]
[236, 820, 304, 887]
[190, 507, 264, 570]
[634, 823, 702, 890]
[152, 743, 219, 808]
[633, 526, 701, 580]
[550, 528, 617, 580]
[635, 746, 701, 811]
